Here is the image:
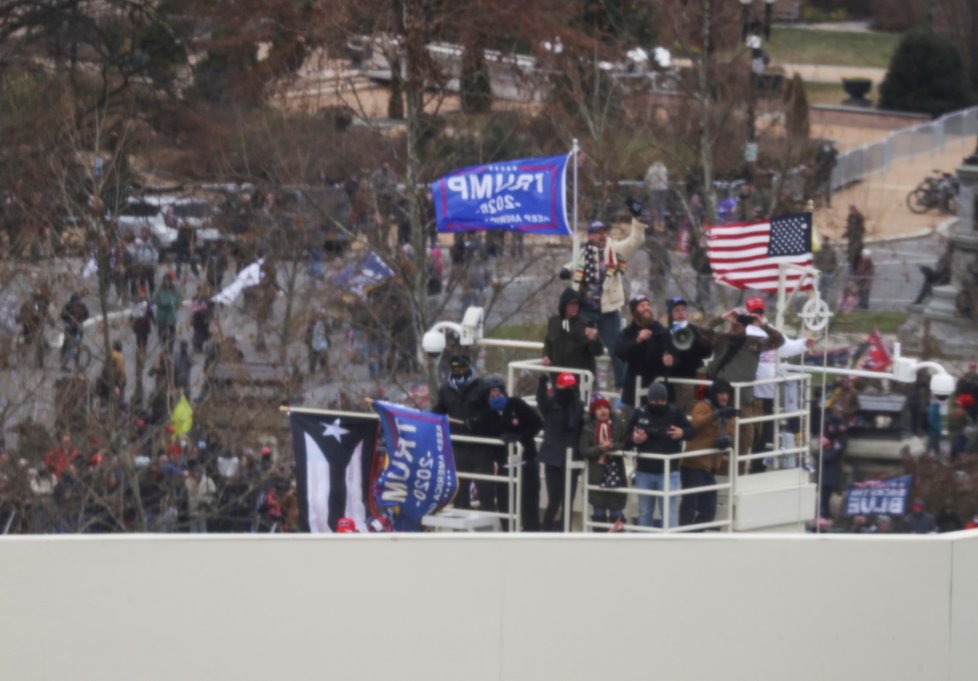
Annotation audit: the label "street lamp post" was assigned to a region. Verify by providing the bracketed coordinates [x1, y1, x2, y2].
[739, 0, 771, 164]
[739, 0, 752, 43]
[763, 0, 776, 41]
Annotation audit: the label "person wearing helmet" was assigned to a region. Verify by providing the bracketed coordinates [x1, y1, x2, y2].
[433, 355, 482, 510]
[468, 375, 543, 530]
[542, 288, 604, 378]
[680, 379, 738, 528]
[625, 381, 693, 528]
[537, 371, 584, 531]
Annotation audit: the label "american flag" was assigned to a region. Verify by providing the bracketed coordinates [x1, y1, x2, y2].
[706, 213, 814, 293]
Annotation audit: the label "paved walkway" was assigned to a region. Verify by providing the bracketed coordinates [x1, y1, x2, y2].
[810, 137, 972, 242]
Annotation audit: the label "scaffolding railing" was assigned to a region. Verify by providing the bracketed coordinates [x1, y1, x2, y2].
[580, 445, 736, 533]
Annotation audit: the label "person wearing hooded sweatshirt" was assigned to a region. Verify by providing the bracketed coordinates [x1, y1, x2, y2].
[433, 355, 482, 509]
[625, 382, 693, 529]
[469, 375, 543, 530]
[537, 372, 584, 531]
[579, 393, 628, 530]
[680, 379, 737, 528]
[542, 288, 604, 378]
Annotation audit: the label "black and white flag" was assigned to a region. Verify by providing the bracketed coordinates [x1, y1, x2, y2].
[290, 412, 379, 533]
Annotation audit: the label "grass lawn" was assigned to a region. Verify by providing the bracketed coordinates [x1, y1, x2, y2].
[785, 309, 909, 334]
[803, 80, 880, 107]
[765, 28, 901, 69]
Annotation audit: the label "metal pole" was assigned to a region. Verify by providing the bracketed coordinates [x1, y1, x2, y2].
[564, 446, 572, 533]
[571, 138, 580, 268]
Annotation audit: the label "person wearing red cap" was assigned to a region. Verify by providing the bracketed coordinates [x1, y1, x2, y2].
[702, 307, 785, 459]
[957, 361, 978, 420]
[537, 371, 584, 531]
[744, 296, 812, 472]
[580, 393, 628, 530]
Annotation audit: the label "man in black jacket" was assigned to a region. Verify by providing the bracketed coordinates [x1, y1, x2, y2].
[542, 288, 604, 378]
[469, 375, 543, 530]
[615, 295, 667, 409]
[661, 296, 713, 413]
[536, 372, 584, 531]
[625, 382, 693, 529]
[432, 355, 482, 509]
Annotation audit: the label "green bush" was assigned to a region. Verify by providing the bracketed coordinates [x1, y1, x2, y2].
[879, 29, 973, 117]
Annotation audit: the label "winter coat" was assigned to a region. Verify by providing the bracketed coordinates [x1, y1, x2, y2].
[536, 377, 584, 467]
[153, 285, 183, 327]
[571, 218, 646, 313]
[580, 413, 628, 509]
[615, 320, 668, 407]
[543, 288, 604, 376]
[819, 416, 847, 488]
[469, 394, 543, 461]
[683, 399, 737, 473]
[925, 401, 942, 439]
[625, 403, 693, 475]
[702, 319, 785, 403]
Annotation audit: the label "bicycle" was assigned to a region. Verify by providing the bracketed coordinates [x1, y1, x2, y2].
[906, 170, 959, 215]
[59, 328, 93, 371]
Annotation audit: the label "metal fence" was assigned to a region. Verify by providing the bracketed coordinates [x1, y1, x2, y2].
[831, 106, 978, 191]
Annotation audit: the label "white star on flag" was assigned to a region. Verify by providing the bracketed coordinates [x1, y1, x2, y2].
[321, 418, 350, 442]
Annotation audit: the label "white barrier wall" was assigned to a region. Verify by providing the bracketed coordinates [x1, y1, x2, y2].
[1, 532, 976, 681]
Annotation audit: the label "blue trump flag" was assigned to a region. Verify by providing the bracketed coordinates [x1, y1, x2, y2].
[332, 251, 394, 299]
[372, 400, 458, 531]
[430, 154, 571, 235]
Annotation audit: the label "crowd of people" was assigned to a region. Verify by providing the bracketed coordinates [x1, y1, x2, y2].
[1, 161, 975, 535]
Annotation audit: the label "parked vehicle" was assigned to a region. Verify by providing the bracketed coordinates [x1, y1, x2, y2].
[906, 170, 959, 215]
[276, 185, 354, 254]
[114, 195, 227, 249]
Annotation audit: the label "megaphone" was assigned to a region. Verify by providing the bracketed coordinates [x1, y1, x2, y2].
[671, 326, 694, 351]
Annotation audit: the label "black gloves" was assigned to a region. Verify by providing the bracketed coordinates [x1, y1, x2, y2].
[625, 196, 643, 218]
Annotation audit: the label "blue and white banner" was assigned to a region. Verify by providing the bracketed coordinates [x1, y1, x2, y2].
[372, 400, 458, 531]
[332, 251, 394, 299]
[844, 474, 914, 517]
[430, 154, 571, 235]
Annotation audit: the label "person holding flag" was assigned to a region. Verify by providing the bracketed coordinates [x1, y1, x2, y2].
[571, 200, 647, 390]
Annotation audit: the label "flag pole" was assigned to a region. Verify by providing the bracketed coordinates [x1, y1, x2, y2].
[279, 405, 379, 420]
[571, 138, 580, 267]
